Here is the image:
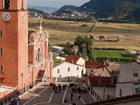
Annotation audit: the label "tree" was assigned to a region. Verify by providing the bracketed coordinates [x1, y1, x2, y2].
[74, 36, 85, 52]
[64, 42, 75, 55]
[74, 35, 93, 59]
[85, 37, 93, 59]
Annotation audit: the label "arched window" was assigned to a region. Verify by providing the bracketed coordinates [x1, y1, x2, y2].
[36, 48, 43, 62]
[3, 0, 10, 9]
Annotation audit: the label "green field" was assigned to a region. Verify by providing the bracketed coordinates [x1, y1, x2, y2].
[92, 50, 135, 62]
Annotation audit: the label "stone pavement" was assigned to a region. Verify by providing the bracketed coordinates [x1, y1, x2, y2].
[20, 82, 95, 105]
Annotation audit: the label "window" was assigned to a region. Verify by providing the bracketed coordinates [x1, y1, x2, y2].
[57, 69, 59, 73]
[0, 31, 2, 38]
[135, 87, 140, 94]
[77, 67, 79, 70]
[3, 0, 10, 9]
[0, 65, 3, 72]
[134, 73, 138, 77]
[36, 48, 43, 62]
[68, 67, 70, 72]
[120, 89, 122, 96]
[0, 48, 2, 55]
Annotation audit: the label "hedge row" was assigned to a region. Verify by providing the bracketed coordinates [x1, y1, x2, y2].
[94, 48, 125, 51]
[95, 57, 135, 62]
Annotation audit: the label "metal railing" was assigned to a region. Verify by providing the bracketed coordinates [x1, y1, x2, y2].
[83, 83, 102, 102]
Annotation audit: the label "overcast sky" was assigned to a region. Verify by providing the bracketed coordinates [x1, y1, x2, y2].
[28, 0, 89, 8]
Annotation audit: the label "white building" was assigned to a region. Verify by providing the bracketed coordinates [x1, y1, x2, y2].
[116, 62, 140, 97]
[53, 62, 85, 82]
[52, 46, 64, 52]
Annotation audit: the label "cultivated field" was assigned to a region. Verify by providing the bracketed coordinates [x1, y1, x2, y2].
[92, 49, 135, 61]
[29, 17, 140, 50]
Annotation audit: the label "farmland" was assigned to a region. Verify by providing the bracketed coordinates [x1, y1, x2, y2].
[29, 17, 140, 50]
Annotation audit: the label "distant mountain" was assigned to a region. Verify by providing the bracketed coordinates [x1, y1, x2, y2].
[125, 8, 140, 23]
[95, 1, 139, 18]
[55, 5, 78, 14]
[78, 0, 140, 19]
[29, 5, 58, 13]
[28, 8, 49, 17]
[34, 0, 139, 23]
[79, 0, 140, 12]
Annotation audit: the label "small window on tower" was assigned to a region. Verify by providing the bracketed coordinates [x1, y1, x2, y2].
[0, 31, 2, 38]
[0, 65, 4, 72]
[0, 48, 2, 55]
[3, 0, 10, 9]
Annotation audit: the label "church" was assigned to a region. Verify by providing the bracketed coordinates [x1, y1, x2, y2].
[0, 0, 52, 93]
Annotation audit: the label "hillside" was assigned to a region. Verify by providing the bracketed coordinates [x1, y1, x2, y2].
[79, 0, 140, 12]
[28, 8, 49, 17]
[79, 0, 140, 19]
[29, 5, 57, 13]
[54, 0, 140, 23]
[55, 5, 78, 14]
[95, 1, 138, 18]
[125, 8, 140, 23]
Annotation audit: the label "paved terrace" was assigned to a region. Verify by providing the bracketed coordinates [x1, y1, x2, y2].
[20, 82, 95, 105]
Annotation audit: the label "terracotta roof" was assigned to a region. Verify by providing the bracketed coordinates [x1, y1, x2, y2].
[65, 55, 80, 64]
[107, 63, 120, 73]
[85, 61, 104, 69]
[92, 67, 111, 77]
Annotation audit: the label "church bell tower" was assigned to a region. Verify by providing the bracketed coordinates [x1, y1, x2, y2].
[0, 0, 28, 89]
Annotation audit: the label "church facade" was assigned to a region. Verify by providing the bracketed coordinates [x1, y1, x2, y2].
[0, 0, 52, 92]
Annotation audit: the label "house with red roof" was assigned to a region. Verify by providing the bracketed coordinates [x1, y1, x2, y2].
[85, 61, 104, 75]
[65, 55, 85, 66]
[53, 55, 85, 82]
[83, 61, 119, 101]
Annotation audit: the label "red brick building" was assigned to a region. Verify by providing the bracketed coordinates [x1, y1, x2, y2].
[0, 0, 51, 92]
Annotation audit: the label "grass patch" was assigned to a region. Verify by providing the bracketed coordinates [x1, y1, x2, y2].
[92, 50, 135, 62]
